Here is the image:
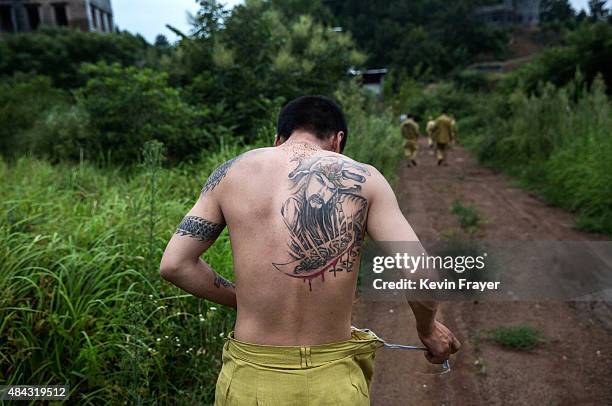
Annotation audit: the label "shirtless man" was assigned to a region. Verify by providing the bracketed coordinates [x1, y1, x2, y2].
[160, 95, 460, 405]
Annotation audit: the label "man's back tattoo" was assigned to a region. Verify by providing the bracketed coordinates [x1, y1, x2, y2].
[273, 155, 370, 290]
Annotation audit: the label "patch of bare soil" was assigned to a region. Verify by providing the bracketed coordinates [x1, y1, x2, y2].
[353, 139, 612, 405]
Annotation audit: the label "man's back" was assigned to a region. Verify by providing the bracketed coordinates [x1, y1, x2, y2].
[212, 142, 373, 345]
[401, 119, 420, 141]
[433, 114, 453, 144]
[160, 96, 459, 405]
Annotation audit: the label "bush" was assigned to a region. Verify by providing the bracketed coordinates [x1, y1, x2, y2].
[504, 22, 612, 94]
[389, 78, 480, 126]
[0, 74, 69, 158]
[76, 63, 224, 164]
[23, 105, 92, 162]
[173, 1, 365, 142]
[0, 28, 149, 89]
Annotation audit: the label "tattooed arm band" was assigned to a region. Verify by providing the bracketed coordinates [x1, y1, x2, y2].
[175, 215, 225, 242]
[161, 215, 236, 307]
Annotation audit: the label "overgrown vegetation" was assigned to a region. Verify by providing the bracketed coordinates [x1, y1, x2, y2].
[0, 1, 403, 402]
[0, 1, 365, 163]
[1, 0, 611, 403]
[389, 21, 612, 235]
[323, 0, 508, 78]
[471, 74, 612, 234]
[0, 146, 246, 403]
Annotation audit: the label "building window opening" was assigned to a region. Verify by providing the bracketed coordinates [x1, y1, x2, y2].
[100, 11, 106, 32]
[53, 3, 68, 26]
[25, 4, 41, 31]
[100, 12, 110, 32]
[0, 5, 14, 32]
[90, 5, 98, 29]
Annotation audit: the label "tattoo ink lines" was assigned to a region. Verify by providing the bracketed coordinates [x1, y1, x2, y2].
[214, 273, 235, 289]
[201, 156, 240, 194]
[176, 216, 224, 242]
[283, 141, 322, 164]
[273, 156, 371, 291]
[175, 218, 234, 289]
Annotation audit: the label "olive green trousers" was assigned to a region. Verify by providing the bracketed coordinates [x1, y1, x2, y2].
[214, 328, 383, 406]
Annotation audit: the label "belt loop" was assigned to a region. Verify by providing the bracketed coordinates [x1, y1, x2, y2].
[300, 346, 312, 368]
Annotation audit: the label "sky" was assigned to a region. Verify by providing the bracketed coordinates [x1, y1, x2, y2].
[113, 0, 594, 44]
[113, 0, 241, 43]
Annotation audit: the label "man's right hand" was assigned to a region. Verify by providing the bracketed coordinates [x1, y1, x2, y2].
[418, 320, 461, 364]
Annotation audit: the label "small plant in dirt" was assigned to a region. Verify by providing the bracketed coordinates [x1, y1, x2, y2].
[451, 200, 481, 233]
[489, 325, 543, 350]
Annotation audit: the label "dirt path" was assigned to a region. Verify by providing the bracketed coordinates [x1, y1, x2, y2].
[353, 139, 612, 405]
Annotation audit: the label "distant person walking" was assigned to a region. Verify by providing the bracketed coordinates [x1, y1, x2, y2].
[401, 114, 420, 167]
[426, 116, 436, 149]
[432, 112, 457, 166]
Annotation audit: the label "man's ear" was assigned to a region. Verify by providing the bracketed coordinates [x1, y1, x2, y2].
[332, 131, 345, 153]
[274, 135, 284, 147]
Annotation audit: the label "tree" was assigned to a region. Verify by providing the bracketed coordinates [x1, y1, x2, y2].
[76, 63, 217, 163]
[322, 0, 507, 78]
[540, 0, 576, 22]
[175, 0, 365, 141]
[191, 0, 229, 39]
[154, 34, 170, 48]
[0, 28, 149, 88]
[588, 0, 609, 21]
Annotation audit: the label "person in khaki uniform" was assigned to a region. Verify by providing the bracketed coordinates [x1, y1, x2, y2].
[401, 114, 420, 167]
[432, 112, 457, 166]
[426, 116, 436, 149]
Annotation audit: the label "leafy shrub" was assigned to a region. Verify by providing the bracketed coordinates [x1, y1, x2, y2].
[174, 1, 365, 142]
[0, 28, 149, 89]
[76, 63, 223, 163]
[23, 105, 91, 162]
[0, 74, 69, 158]
[503, 22, 612, 94]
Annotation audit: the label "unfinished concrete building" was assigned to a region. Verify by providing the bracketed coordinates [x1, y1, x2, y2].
[0, 0, 114, 33]
[476, 0, 541, 27]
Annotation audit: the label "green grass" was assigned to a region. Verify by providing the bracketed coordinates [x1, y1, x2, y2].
[0, 100, 403, 403]
[468, 75, 612, 235]
[0, 146, 243, 404]
[451, 200, 481, 233]
[489, 325, 543, 351]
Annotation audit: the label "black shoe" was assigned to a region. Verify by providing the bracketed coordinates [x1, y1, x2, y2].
[411, 159, 418, 167]
[437, 159, 442, 166]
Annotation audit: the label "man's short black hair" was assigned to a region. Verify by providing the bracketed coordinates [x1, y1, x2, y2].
[277, 95, 348, 152]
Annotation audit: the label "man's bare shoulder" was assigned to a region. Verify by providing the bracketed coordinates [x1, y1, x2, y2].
[324, 154, 387, 188]
[200, 148, 275, 195]
[200, 146, 388, 197]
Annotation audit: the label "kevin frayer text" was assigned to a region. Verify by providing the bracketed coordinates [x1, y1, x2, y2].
[373, 278, 500, 291]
